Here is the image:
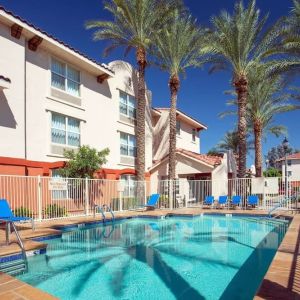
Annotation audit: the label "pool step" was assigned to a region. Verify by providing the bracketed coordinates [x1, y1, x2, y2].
[0, 259, 27, 275]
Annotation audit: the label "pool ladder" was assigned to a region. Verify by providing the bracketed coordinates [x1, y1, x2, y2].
[94, 204, 115, 224]
[1, 222, 28, 275]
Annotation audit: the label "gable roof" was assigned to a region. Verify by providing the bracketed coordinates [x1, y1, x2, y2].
[277, 152, 300, 161]
[0, 6, 114, 76]
[149, 148, 222, 172]
[155, 108, 207, 131]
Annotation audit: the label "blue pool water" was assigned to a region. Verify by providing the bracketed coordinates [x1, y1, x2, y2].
[17, 216, 288, 300]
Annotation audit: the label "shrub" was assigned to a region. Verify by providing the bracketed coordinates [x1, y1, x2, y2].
[13, 206, 33, 218]
[44, 204, 66, 218]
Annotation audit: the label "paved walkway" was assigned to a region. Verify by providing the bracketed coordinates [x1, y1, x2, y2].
[0, 208, 299, 299]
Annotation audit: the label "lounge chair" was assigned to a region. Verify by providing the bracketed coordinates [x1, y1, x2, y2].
[231, 195, 241, 208]
[130, 194, 160, 211]
[217, 196, 228, 209]
[0, 199, 34, 229]
[203, 196, 214, 208]
[247, 195, 258, 209]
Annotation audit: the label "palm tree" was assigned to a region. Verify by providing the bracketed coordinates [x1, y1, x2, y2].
[215, 130, 253, 163]
[153, 11, 211, 180]
[208, 0, 292, 177]
[281, 0, 300, 56]
[86, 0, 178, 182]
[222, 67, 300, 177]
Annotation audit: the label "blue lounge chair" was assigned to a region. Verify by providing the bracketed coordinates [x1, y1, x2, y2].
[247, 195, 258, 208]
[0, 199, 35, 230]
[203, 196, 214, 208]
[218, 196, 228, 208]
[145, 194, 160, 209]
[231, 195, 241, 208]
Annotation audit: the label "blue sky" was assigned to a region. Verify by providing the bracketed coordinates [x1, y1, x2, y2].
[1, 0, 299, 166]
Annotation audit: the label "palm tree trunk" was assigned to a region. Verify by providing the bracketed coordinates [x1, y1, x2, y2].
[234, 75, 248, 178]
[168, 75, 180, 180]
[254, 121, 263, 177]
[136, 47, 147, 182]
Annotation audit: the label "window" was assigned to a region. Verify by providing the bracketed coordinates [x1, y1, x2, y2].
[192, 129, 197, 142]
[120, 132, 136, 157]
[288, 160, 292, 166]
[51, 58, 80, 97]
[51, 113, 80, 147]
[119, 91, 136, 119]
[288, 171, 292, 177]
[176, 120, 181, 135]
[120, 174, 136, 198]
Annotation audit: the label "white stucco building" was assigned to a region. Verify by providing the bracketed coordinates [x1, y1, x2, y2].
[278, 153, 300, 181]
[0, 6, 234, 185]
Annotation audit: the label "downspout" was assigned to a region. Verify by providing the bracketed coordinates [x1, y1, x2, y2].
[24, 39, 27, 160]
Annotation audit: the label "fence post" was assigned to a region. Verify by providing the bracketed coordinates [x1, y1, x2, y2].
[37, 175, 42, 221]
[263, 177, 266, 209]
[169, 180, 173, 210]
[85, 177, 89, 216]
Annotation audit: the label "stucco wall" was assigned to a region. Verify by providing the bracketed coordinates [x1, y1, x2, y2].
[0, 24, 25, 158]
[0, 14, 153, 173]
[282, 159, 300, 181]
[153, 110, 200, 161]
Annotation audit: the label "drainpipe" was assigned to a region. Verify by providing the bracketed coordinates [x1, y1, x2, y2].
[24, 39, 28, 167]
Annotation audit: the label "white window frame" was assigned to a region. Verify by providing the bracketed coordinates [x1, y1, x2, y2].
[51, 57, 81, 97]
[120, 132, 136, 157]
[51, 112, 81, 148]
[119, 91, 136, 119]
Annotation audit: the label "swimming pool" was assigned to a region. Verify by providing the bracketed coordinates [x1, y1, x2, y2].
[17, 216, 288, 299]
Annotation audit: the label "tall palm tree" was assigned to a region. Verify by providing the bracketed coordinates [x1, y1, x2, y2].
[86, 0, 178, 182]
[222, 67, 300, 177]
[281, 0, 300, 56]
[215, 130, 253, 163]
[208, 0, 292, 177]
[153, 11, 211, 180]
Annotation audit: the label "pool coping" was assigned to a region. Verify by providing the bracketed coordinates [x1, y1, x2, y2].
[0, 210, 299, 299]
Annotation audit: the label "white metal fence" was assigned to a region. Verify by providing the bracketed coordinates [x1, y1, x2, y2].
[0, 175, 299, 221]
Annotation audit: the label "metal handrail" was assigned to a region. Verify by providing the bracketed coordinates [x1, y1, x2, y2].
[268, 195, 297, 218]
[94, 204, 115, 224]
[102, 204, 115, 223]
[9, 222, 28, 269]
[94, 205, 106, 222]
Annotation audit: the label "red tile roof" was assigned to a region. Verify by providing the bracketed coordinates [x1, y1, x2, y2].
[177, 148, 223, 166]
[0, 6, 113, 74]
[278, 152, 300, 161]
[151, 148, 223, 170]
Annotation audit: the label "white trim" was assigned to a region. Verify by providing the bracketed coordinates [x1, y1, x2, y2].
[46, 96, 85, 111]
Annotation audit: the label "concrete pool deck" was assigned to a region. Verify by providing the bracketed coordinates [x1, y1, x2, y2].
[0, 208, 299, 299]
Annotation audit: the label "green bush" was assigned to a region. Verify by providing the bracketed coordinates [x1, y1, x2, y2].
[13, 206, 33, 218]
[44, 204, 66, 218]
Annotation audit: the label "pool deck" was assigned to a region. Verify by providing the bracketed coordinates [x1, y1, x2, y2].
[0, 208, 299, 299]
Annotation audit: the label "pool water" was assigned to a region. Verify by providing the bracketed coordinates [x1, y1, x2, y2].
[17, 216, 288, 300]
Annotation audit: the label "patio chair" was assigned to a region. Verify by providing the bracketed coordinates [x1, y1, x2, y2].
[203, 196, 214, 208]
[217, 196, 228, 209]
[247, 195, 258, 209]
[130, 194, 160, 211]
[0, 199, 35, 232]
[231, 195, 241, 208]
